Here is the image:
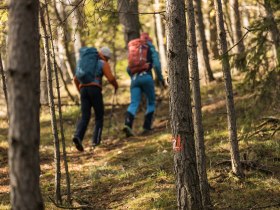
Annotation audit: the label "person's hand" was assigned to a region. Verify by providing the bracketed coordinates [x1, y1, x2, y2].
[114, 83, 119, 93]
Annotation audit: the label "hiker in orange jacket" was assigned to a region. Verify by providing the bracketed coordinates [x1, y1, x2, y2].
[73, 46, 118, 151]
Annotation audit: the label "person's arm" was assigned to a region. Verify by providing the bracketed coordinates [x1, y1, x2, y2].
[102, 61, 118, 91]
[148, 42, 163, 82]
[73, 76, 81, 91]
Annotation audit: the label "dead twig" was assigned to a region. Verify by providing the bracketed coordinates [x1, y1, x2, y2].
[49, 196, 95, 209]
[249, 202, 280, 209]
[214, 160, 273, 175]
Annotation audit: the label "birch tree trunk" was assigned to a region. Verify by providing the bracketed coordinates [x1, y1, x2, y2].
[264, 0, 280, 66]
[194, 0, 215, 82]
[40, 6, 62, 204]
[166, 0, 203, 209]
[229, 0, 246, 71]
[154, 0, 167, 76]
[186, 0, 212, 208]
[117, 0, 141, 45]
[7, 0, 44, 208]
[214, 0, 244, 177]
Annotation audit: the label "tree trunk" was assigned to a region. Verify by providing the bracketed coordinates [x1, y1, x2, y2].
[166, 0, 203, 209]
[264, 0, 280, 66]
[54, 0, 80, 98]
[117, 0, 141, 45]
[7, 0, 44, 209]
[229, 0, 246, 71]
[214, 0, 244, 177]
[186, 0, 212, 208]
[208, 1, 219, 58]
[45, 2, 72, 203]
[154, 0, 167, 76]
[70, 0, 85, 63]
[194, 0, 215, 82]
[40, 51, 48, 105]
[40, 5, 62, 204]
[0, 53, 8, 112]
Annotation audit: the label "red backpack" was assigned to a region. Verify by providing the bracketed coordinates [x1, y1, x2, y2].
[128, 38, 149, 74]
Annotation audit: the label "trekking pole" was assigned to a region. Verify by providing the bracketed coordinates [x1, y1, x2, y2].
[107, 89, 117, 139]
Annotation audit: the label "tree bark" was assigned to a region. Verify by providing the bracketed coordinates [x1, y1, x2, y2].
[194, 0, 215, 82]
[117, 0, 141, 45]
[166, 0, 203, 209]
[54, 0, 80, 98]
[208, 1, 219, 58]
[0, 53, 8, 111]
[214, 0, 244, 177]
[154, 0, 167, 76]
[45, 2, 72, 203]
[7, 0, 44, 209]
[229, 0, 246, 71]
[186, 0, 212, 208]
[70, 0, 85, 63]
[40, 5, 62, 204]
[264, 0, 280, 66]
[40, 51, 48, 105]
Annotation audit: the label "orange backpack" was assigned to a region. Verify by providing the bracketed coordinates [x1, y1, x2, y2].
[128, 38, 149, 74]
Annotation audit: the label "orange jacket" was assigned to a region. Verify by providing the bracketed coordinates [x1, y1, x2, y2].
[74, 52, 118, 91]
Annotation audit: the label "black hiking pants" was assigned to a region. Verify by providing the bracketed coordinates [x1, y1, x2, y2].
[74, 86, 104, 145]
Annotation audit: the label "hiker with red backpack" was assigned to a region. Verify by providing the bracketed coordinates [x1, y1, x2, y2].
[123, 32, 165, 137]
[73, 46, 118, 151]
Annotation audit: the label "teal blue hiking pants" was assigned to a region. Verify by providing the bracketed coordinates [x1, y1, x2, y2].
[127, 72, 155, 116]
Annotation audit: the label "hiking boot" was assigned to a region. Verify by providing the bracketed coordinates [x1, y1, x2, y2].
[143, 112, 154, 131]
[73, 137, 84, 152]
[123, 125, 135, 137]
[92, 142, 100, 148]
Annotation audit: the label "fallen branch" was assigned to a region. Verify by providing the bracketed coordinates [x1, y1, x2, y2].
[245, 116, 280, 139]
[214, 160, 273, 175]
[249, 202, 280, 209]
[49, 196, 95, 209]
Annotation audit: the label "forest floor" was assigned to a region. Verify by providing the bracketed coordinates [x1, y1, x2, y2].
[0, 71, 280, 210]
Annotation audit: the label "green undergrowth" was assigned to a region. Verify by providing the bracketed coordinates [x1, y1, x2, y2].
[0, 77, 279, 209]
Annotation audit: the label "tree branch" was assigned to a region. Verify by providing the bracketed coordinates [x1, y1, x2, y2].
[96, 8, 166, 15]
[49, 196, 95, 209]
